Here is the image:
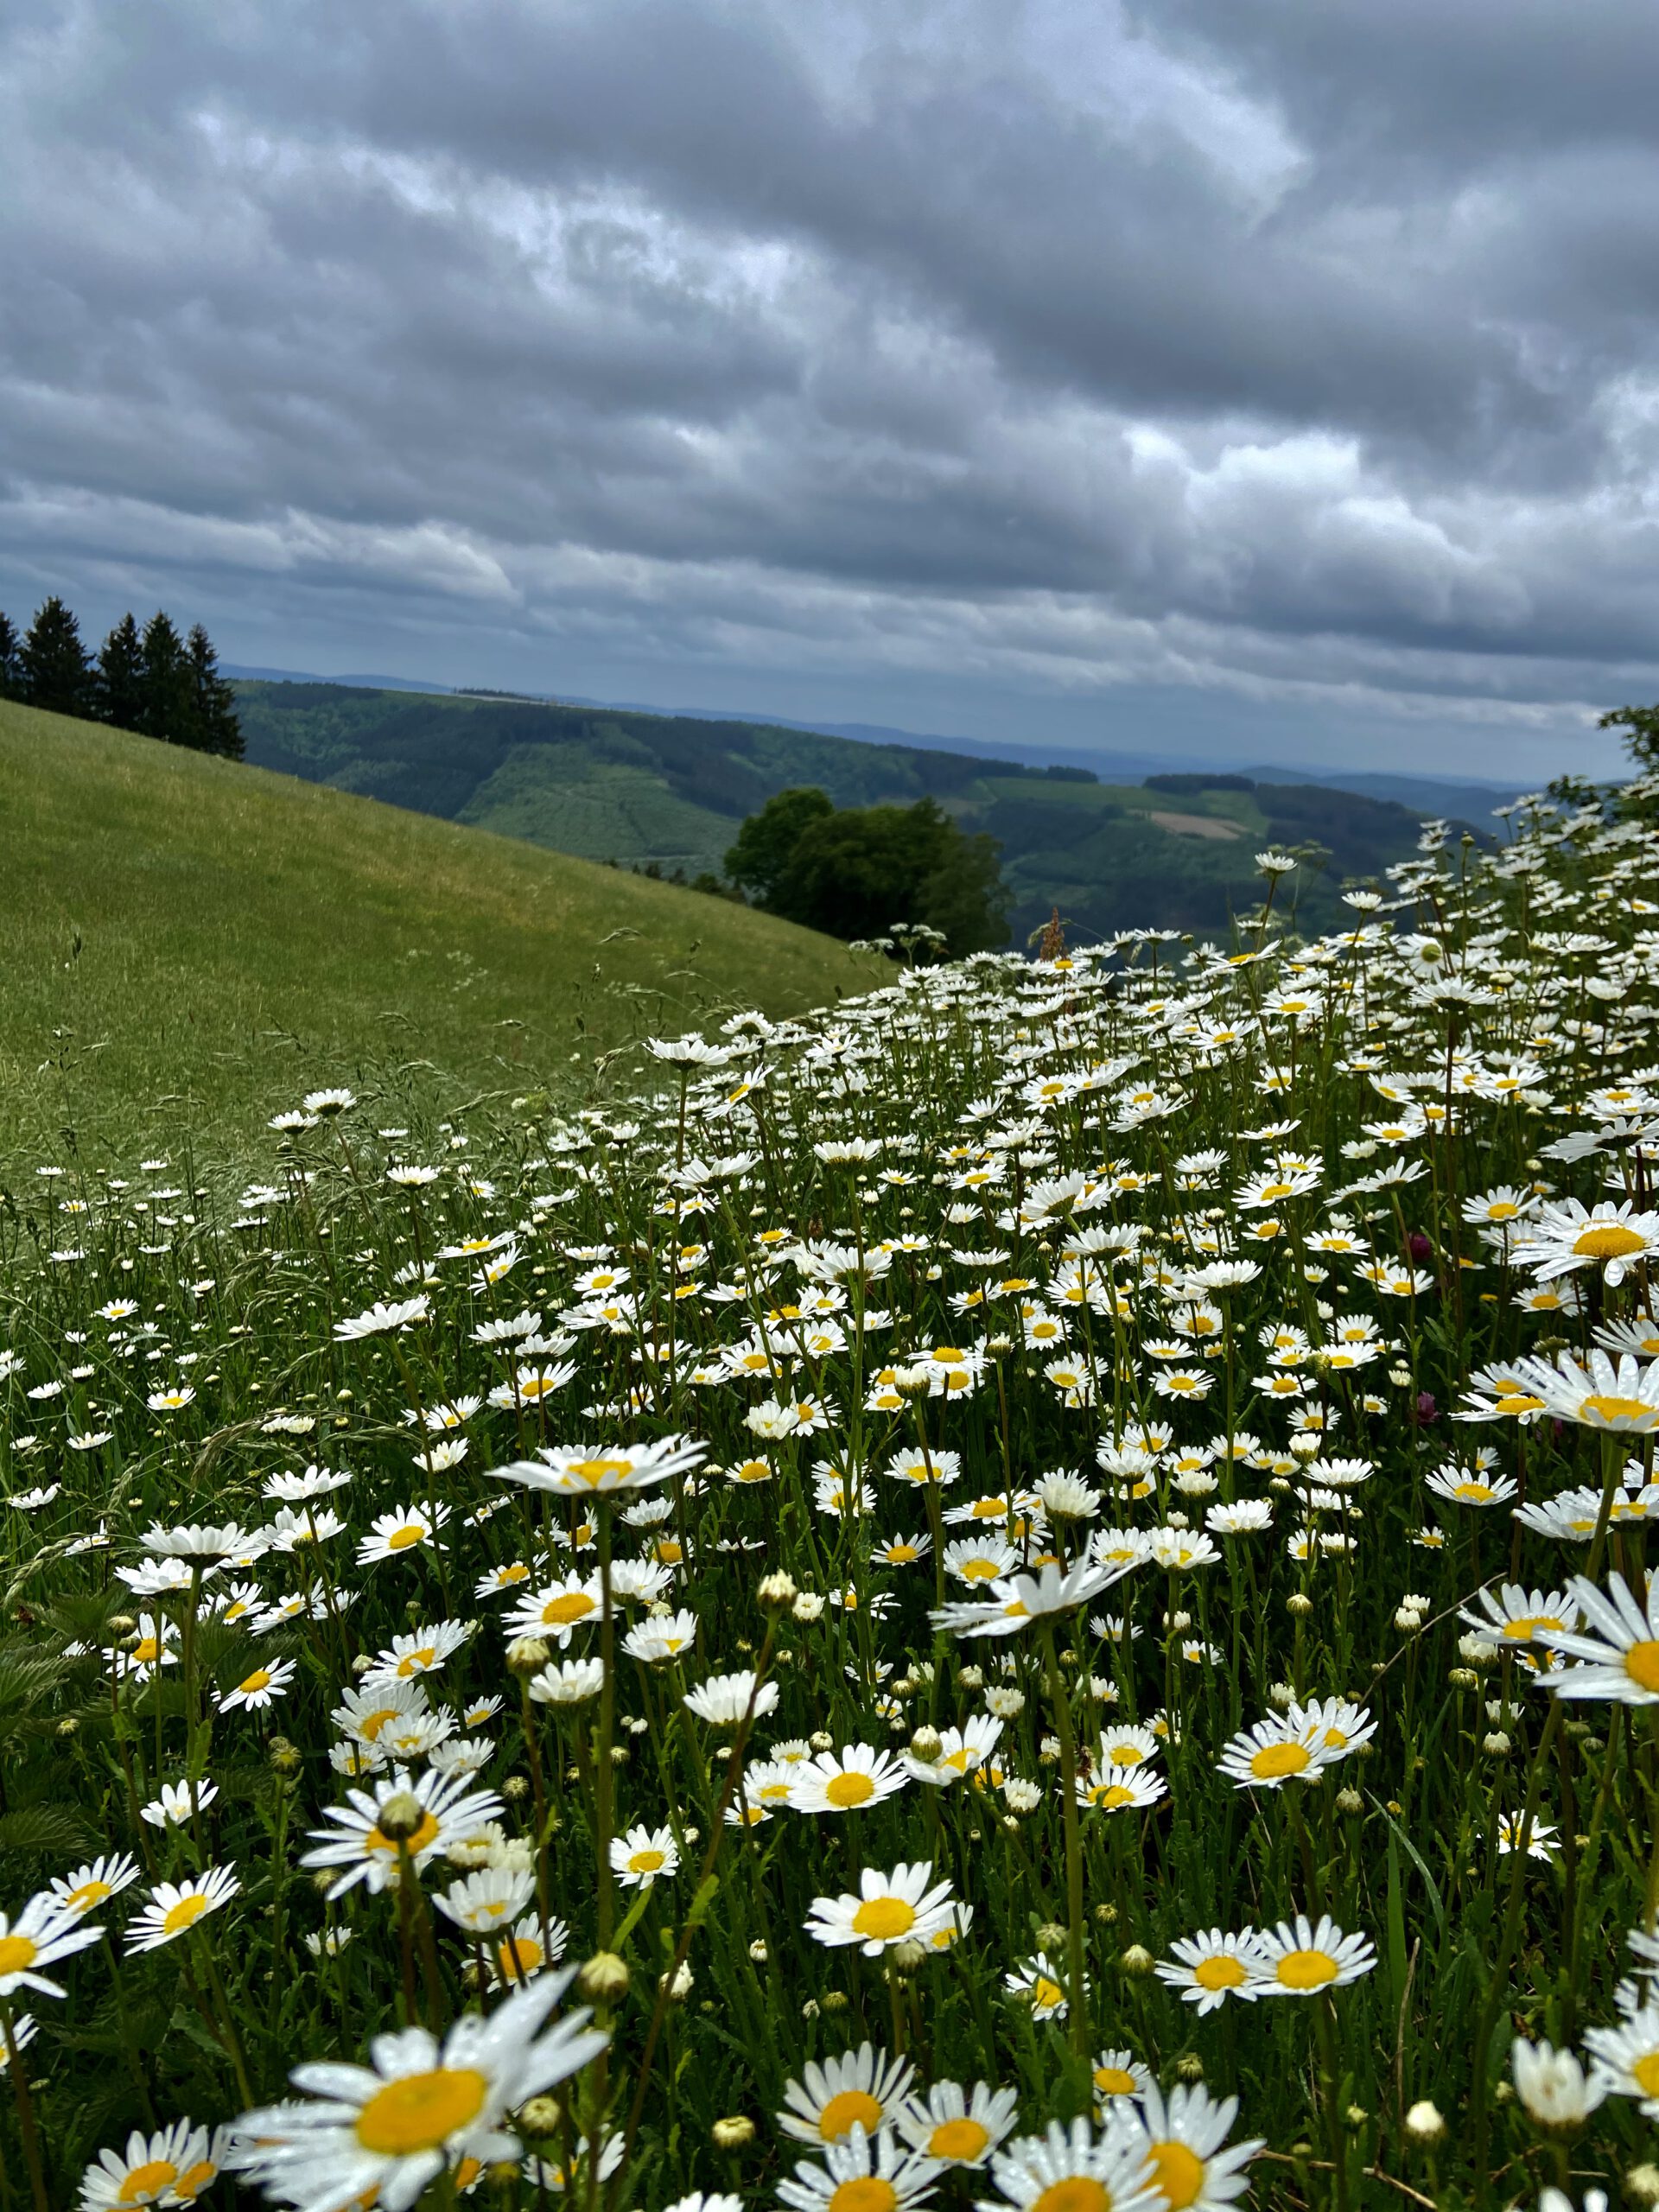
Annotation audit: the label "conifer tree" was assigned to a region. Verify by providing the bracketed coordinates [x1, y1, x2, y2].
[96, 613, 146, 732]
[0, 609, 20, 700]
[140, 610, 192, 745]
[20, 596, 94, 718]
[185, 624, 244, 760]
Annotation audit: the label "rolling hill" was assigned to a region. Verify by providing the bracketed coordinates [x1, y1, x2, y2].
[0, 698, 883, 1160]
[233, 680, 1487, 947]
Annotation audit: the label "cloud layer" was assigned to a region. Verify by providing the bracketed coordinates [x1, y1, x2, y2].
[3, 0, 1657, 777]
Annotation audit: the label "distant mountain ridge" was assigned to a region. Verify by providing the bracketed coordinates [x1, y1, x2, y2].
[221, 664, 1522, 818]
[228, 676, 1495, 948]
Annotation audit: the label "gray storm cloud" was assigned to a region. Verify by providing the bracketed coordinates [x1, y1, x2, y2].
[2, 0, 1656, 776]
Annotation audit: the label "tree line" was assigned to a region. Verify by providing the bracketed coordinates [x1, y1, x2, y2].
[0, 596, 243, 760]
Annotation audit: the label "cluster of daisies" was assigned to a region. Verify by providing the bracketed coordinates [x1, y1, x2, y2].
[7, 774, 1659, 2207]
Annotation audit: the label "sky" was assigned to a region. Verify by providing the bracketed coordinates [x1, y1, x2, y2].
[3, 1, 1658, 782]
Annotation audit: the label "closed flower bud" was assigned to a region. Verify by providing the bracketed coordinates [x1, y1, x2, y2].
[518, 2096, 563, 2134]
[822, 1990, 849, 2013]
[758, 1569, 798, 1610]
[268, 1734, 302, 1773]
[1627, 2164, 1659, 2208]
[1483, 1732, 1511, 1757]
[712, 2117, 756, 2151]
[502, 1775, 531, 1802]
[577, 1950, 630, 2004]
[1403, 2100, 1445, 2145]
[1448, 1667, 1478, 1690]
[507, 1636, 551, 1677]
[889, 1939, 928, 1976]
[375, 1789, 425, 1842]
[1177, 2055, 1205, 2082]
[1287, 1592, 1313, 1616]
[791, 1592, 825, 1622]
[1336, 1788, 1363, 1815]
[1035, 1922, 1069, 1956]
[659, 1961, 694, 2001]
[1120, 1944, 1155, 1977]
[909, 1726, 944, 1762]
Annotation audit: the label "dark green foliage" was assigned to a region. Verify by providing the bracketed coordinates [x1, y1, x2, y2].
[1146, 770, 1256, 794]
[20, 595, 94, 718]
[186, 624, 245, 760]
[95, 612, 146, 731]
[0, 601, 242, 758]
[140, 610, 192, 743]
[724, 786, 835, 909]
[728, 788, 1009, 953]
[1599, 702, 1659, 772]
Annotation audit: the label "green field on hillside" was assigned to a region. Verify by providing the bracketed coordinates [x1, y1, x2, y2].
[233, 682, 1478, 947]
[0, 700, 883, 1160]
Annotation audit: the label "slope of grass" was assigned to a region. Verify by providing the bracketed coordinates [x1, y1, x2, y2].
[0, 700, 884, 1160]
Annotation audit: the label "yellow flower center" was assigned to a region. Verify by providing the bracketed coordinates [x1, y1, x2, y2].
[1631, 2050, 1659, 2097]
[961, 1558, 1002, 1581]
[117, 2158, 179, 2200]
[1486, 1202, 1521, 1221]
[65, 1880, 111, 1913]
[238, 1669, 273, 1696]
[1583, 1395, 1656, 1424]
[824, 1771, 876, 1808]
[1624, 1641, 1659, 1694]
[1260, 1182, 1294, 1201]
[134, 1639, 162, 1664]
[828, 2183, 898, 2212]
[162, 1895, 211, 1936]
[1275, 1947, 1339, 1990]
[1194, 1954, 1246, 1991]
[1502, 1616, 1561, 1640]
[543, 1593, 596, 1626]
[1032, 1975, 1064, 2010]
[1090, 1784, 1137, 1810]
[1093, 2065, 1138, 2095]
[365, 1809, 440, 1857]
[1033, 2180, 1111, 2212]
[819, 2089, 885, 2141]
[1149, 2140, 1206, 2211]
[1453, 1483, 1494, 1503]
[930, 2118, 990, 2161]
[498, 1936, 543, 1980]
[354, 2066, 489, 2155]
[170, 2159, 217, 2202]
[387, 1524, 425, 1550]
[396, 1649, 437, 1675]
[1573, 1224, 1647, 1260]
[1249, 1741, 1311, 1780]
[629, 1850, 666, 1875]
[564, 1459, 631, 1487]
[0, 1935, 37, 1978]
[852, 1896, 915, 1942]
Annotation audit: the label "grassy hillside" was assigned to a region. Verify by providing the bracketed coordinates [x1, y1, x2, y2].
[0, 699, 883, 1160]
[233, 681, 1479, 948]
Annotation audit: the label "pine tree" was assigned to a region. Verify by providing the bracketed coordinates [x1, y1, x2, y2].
[0, 610, 20, 700]
[185, 624, 244, 760]
[95, 613, 146, 732]
[139, 611, 192, 745]
[20, 597, 94, 719]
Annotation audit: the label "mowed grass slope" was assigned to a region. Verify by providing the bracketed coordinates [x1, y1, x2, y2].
[0, 701, 882, 1159]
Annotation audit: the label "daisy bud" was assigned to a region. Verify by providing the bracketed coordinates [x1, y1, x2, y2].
[758, 1569, 798, 1611]
[889, 1939, 928, 1975]
[792, 1593, 825, 1623]
[1336, 1789, 1364, 1815]
[1178, 2055, 1205, 2082]
[578, 1951, 630, 2004]
[352, 1653, 375, 1675]
[909, 1726, 944, 1761]
[1483, 1732, 1511, 1758]
[518, 2096, 563, 2135]
[375, 1789, 425, 1842]
[507, 1636, 551, 1676]
[1449, 1667, 1478, 1690]
[1120, 1944, 1154, 1977]
[108, 1615, 137, 1636]
[809, 1730, 834, 1751]
[1268, 1681, 1295, 1710]
[659, 1961, 694, 2001]
[958, 1665, 984, 1688]
[822, 1990, 849, 2013]
[1395, 1606, 1424, 1631]
[1035, 1922, 1069, 1956]
[1287, 1592, 1313, 1616]
[1403, 2100, 1446, 2145]
[748, 1940, 768, 1962]
[1345, 2107, 1369, 2129]
[267, 1735, 302, 1773]
[712, 2117, 756, 2150]
[1093, 1904, 1117, 1924]
[1627, 2164, 1659, 2208]
[502, 1775, 531, 1801]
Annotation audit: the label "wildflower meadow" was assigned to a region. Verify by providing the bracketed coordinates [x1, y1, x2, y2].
[6, 765, 1659, 2212]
